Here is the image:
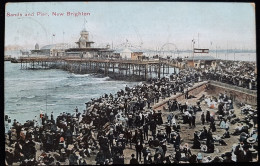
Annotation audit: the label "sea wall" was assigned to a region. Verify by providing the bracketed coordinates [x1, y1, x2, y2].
[153, 81, 208, 109]
[207, 81, 257, 106]
[153, 80, 257, 110]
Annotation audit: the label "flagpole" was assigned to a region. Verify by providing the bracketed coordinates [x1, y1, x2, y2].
[216, 45, 217, 59]
[192, 39, 194, 67]
[63, 31, 65, 44]
[198, 33, 199, 48]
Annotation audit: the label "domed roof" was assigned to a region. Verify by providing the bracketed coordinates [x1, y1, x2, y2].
[35, 43, 39, 50]
[80, 28, 89, 35]
[79, 36, 87, 42]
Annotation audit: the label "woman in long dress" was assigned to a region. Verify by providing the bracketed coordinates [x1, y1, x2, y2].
[206, 110, 210, 123]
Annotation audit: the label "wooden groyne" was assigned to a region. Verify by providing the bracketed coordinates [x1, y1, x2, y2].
[18, 57, 186, 80]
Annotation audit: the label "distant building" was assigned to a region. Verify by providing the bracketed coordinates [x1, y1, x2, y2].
[30, 43, 41, 56]
[119, 48, 143, 60]
[65, 28, 113, 58]
[31, 43, 69, 56]
[185, 56, 217, 69]
[131, 52, 144, 60]
[75, 28, 95, 48]
[35, 43, 39, 50]
[121, 48, 132, 59]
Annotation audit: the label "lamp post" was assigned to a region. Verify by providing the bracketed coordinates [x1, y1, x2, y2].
[192, 39, 195, 67]
[216, 45, 217, 59]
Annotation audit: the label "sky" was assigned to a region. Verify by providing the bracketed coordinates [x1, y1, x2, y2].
[5, 2, 256, 50]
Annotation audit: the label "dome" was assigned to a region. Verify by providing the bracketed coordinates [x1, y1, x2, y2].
[80, 28, 89, 35]
[35, 43, 39, 50]
[79, 36, 87, 42]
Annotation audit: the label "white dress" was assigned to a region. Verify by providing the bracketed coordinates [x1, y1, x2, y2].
[220, 121, 226, 129]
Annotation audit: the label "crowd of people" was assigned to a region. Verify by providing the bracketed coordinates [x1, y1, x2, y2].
[5, 60, 258, 165]
[168, 58, 257, 90]
[200, 61, 257, 90]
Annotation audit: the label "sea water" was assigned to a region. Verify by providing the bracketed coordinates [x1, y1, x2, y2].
[4, 51, 256, 125]
[4, 61, 139, 124]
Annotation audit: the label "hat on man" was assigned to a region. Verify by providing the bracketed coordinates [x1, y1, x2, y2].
[247, 137, 256, 144]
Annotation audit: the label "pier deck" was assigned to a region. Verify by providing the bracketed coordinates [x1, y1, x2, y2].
[18, 56, 186, 80]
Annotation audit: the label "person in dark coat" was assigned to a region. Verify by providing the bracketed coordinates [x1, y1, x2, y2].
[165, 124, 171, 142]
[69, 152, 78, 165]
[192, 133, 201, 149]
[128, 115, 133, 129]
[108, 130, 114, 149]
[154, 153, 163, 164]
[95, 150, 105, 165]
[149, 119, 157, 140]
[236, 149, 246, 162]
[207, 140, 215, 153]
[125, 128, 132, 149]
[189, 154, 198, 163]
[201, 112, 205, 125]
[161, 142, 167, 156]
[244, 145, 253, 162]
[206, 110, 210, 123]
[117, 154, 124, 164]
[218, 103, 224, 116]
[142, 146, 151, 163]
[135, 140, 143, 161]
[172, 133, 181, 150]
[157, 111, 163, 125]
[222, 128, 230, 139]
[143, 123, 149, 141]
[200, 126, 208, 140]
[130, 154, 139, 164]
[144, 153, 153, 164]
[175, 148, 181, 163]
[210, 121, 216, 132]
[112, 153, 120, 164]
[165, 155, 172, 164]
[192, 114, 196, 127]
[188, 114, 192, 128]
[5, 149, 14, 165]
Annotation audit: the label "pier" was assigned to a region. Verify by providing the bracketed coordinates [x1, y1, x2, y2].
[19, 57, 186, 80]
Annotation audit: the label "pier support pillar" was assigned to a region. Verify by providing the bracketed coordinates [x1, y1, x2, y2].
[145, 64, 148, 80]
[113, 63, 115, 73]
[158, 64, 161, 78]
[126, 64, 128, 75]
[163, 64, 165, 76]
[138, 64, 141, 76]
